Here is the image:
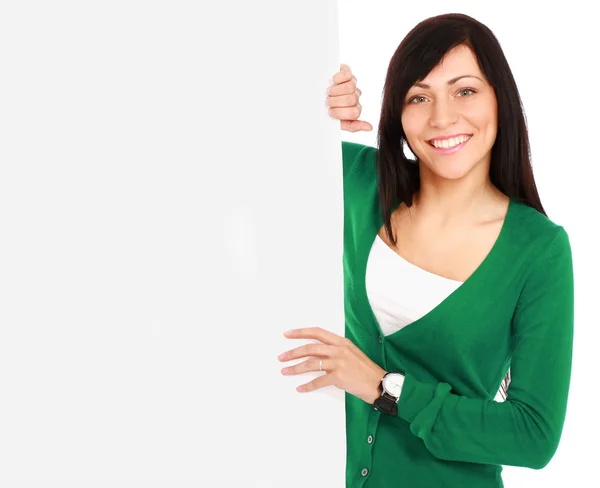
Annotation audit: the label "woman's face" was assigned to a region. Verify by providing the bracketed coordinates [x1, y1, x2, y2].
[401, 44, 498, 181]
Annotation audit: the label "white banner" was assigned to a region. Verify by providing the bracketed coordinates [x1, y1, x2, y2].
[0, 1, 346, 486]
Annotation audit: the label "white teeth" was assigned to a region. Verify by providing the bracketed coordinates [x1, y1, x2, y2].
[431, 135, 471, 148]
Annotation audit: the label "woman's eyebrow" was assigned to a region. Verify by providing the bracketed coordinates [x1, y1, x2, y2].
[413, 75, 483, 89]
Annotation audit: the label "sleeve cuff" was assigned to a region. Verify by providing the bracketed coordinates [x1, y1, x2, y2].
[397, 374, 452, 439]
[397, 374, 438, 422]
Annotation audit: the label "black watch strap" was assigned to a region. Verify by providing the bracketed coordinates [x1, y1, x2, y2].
[373, 377, 399, 416]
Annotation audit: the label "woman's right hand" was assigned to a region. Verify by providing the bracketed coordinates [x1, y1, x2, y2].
[326, 64, 373, 133]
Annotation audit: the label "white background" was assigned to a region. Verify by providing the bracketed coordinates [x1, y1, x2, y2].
[339, 1, 599, 486]
[0, 1, 597, 487]
[0, 1, 345, 487]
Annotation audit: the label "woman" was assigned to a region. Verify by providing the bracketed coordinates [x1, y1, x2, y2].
[278, 13, 574, 487]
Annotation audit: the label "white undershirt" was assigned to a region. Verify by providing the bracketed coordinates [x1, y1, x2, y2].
[366, 234, 464, 337]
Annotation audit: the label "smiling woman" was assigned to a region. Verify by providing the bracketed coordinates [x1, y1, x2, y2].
[307, 11, 575, 488]
[401, 45, 498, 176]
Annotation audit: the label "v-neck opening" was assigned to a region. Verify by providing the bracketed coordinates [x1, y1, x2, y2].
[359, 196, 515, 342]
[373, 234, 465, 284]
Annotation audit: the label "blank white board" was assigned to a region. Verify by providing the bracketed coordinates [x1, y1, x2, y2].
[0, 1, 346, 486]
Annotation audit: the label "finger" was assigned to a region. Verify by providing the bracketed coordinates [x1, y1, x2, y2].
[328, 106, 361, 121]
[281, 357, 334, 375]
[340, 120, 373, 132]
[297, 372, 335, 393]
[327, 93, 359, 109]
[278, 342, 334, 362]
[284, 326, 346, 346]
[327, 80, 357, 97]
[332, 68, 353, 85]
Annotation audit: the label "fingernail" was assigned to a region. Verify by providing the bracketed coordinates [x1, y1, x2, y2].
[278, 352, 286, 360]
[284, 330, 293, 336]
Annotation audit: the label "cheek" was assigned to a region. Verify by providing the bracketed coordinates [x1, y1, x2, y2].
[468, 106, 498, 151]
[476, 110, 498, 142]
[401, 111, 422, 141]
[476, 108, 497, 128]
[468, 98, 498, 132]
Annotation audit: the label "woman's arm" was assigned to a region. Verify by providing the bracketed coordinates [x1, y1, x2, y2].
[396, 227, 574, 469]
[341, 140, 374, 179]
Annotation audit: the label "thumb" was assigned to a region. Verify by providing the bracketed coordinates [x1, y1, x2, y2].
[341, 120, 373, 133]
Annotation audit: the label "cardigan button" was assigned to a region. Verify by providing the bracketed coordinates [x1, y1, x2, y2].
[378, 335, 382, 343]
[367, 435, 373, 444]
[361, 468, 369, 477]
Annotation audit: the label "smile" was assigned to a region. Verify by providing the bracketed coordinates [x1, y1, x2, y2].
[428, 134, 472, 154]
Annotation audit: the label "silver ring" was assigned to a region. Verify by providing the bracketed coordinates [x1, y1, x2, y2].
[319, 358, 323, 371]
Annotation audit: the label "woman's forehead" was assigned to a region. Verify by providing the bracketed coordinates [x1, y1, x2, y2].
[417, 46, 484, 86]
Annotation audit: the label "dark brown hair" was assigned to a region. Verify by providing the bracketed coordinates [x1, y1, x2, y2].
[377, 13, 546, 399]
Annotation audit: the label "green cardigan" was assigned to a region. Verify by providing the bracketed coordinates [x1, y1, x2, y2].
[342, 141, 574, 487]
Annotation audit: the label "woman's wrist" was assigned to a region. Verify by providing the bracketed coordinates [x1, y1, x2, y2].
[368, 370, 388, 404]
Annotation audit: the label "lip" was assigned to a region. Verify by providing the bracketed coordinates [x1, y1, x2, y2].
[427, 133, 472, 143]
[428, 135, 472, 155]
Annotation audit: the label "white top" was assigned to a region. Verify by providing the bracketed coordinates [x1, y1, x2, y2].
[366, 234, 464, 337]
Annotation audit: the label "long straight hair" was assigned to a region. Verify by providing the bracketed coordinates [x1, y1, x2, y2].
[377, 13, 546, 400]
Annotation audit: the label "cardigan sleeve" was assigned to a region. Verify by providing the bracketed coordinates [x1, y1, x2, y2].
[396, 226, 574, 469]
[341, 140, 373, 179]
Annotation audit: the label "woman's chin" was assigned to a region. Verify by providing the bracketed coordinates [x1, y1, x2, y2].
[420, 161, 473, 180]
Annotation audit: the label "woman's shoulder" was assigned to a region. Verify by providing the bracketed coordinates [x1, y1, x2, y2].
[341, 140, 377, 179]
[509, 198, 571, 256]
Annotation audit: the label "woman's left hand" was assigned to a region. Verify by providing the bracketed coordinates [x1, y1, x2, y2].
[278, 327, 386, 404]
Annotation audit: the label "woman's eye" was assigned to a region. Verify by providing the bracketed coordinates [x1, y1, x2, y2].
[408, 88, 476, 104]
[458, 88, 476, 97]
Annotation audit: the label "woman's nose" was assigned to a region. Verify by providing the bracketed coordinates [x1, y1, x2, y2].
[428, 101, 459, 129]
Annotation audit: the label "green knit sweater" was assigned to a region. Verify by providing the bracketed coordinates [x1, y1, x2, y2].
[342, 141, 574, 487]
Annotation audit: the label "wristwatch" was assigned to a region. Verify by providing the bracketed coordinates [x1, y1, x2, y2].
[373, 372, 405, 416]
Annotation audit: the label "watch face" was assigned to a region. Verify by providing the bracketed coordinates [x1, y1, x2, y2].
[383, 374, 403, 397]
